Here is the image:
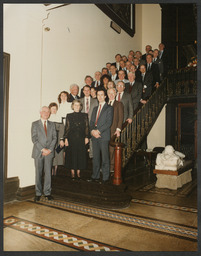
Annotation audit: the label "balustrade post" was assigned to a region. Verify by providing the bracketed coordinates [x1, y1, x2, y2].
[110, 141, 125, 185]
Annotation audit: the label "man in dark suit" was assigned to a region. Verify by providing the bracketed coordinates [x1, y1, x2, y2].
[146, 54, 160, 89]
[116, 81, 133, 123]
[133, 58, 142, 81]
[89, 89, 114, 183]
[111, 53, 122, 71]
[114, 70, 129, 85]
[110, 64, 119, 81]
[68, 84, 80, 102]
[80, 75, 93, 98]
[91, 71, 101, 88]
[31, 106, 57, 201]
[142, 45, 152, 61]
[158, 43, 169, 77]
[127, 54, 134, 65]
[107, 88, 124, 172]
[153, 49, 164, 82]
[139, 64, 153, 104]
[80, 85, 98, 122]
[135, 51, 146, 65]
[119, 60, 126, 71]
[125, 72, 143, 111]
[80, 85, 98, 158]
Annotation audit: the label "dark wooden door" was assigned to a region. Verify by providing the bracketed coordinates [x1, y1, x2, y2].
[177, 103, 197, 159]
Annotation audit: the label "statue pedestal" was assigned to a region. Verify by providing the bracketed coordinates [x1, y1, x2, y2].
[153, 160, 193, 190]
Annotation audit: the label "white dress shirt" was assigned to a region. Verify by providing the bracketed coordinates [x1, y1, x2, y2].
[116, 91, 124, 101]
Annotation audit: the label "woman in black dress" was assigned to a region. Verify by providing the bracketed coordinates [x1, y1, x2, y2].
[64, 100, 90, 179]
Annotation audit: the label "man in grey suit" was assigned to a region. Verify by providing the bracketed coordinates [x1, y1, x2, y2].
[80, 85, 98, 158]
[116, 81, 133, 123]
[125, 72, 143, 111]
[80, 85, 98, 122]
[89, 88, 113, 183]
[114, 70, 129, 85]
[31, 106, 57, 201]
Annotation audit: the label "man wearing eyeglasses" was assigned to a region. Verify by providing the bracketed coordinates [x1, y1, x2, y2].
[116, 81, 133, 124]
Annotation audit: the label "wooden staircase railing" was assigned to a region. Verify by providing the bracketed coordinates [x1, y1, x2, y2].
[110, 67, 197, 185]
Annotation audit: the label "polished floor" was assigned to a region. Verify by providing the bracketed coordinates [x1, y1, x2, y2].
[3, 164, 197, 252]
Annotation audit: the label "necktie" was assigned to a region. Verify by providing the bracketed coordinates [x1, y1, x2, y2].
[95, 104, 102, 126]
[159, 51, 162, 59]
[109, 101, 112, 106]
[148, 64, 150, 71]
[129, 83, 132, 93]
[86, 98, 89, 113]
[142, 74, 145, 82]
[118, 92, 121, 102]
[44, 121, 47, 136]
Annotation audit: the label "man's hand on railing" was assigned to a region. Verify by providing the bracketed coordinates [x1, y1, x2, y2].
[114, 130, 120, 137]
[140, 99, 147, 105]
[155, 82, 160, 88]
[126, 118, 132, 124]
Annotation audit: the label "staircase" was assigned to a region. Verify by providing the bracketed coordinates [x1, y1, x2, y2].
[52, 67, 197, 209]
[113, 67, 197, 171]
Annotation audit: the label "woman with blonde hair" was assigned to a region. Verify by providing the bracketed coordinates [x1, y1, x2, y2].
[64, 100, 90, 180]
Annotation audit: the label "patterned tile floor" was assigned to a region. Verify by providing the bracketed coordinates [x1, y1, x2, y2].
[131, 199, 197, 213]
[138, 179, 197, 197]
[29, 198, 197, 241]
[4, 216, 128, 252]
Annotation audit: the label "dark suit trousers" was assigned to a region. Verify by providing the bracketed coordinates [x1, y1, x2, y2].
[34, 154, 53, 196]
[92, 138, 110, 181]
[109, 146, 115, 171]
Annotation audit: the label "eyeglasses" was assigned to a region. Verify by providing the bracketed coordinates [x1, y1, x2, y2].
[117, 84, 124, 87]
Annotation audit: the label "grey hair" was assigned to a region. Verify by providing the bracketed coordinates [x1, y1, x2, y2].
[128, 72, 136, 76]
[95, 71, 101, 75]
[71, 99, 83, 111]
[107, 87, 117, 95]
[40, 106, 50, 112]
[70, 83, 79, 90]
[117, 81, 125, 87]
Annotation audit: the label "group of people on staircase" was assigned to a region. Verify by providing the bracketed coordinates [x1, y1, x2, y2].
[31, 43, 169, 201]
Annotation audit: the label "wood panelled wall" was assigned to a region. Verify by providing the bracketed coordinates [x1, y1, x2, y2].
[160, 4, 197, 69]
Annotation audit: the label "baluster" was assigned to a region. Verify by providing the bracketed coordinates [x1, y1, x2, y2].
[145, 111, 149, 132]
[121, 129, 126, 167]
[132, 116, 137, 149]
[127, 123, 131, 159]
[148, 102, 152, 125]
[137, 110, 141, 143]
[141, 107, 145, 137]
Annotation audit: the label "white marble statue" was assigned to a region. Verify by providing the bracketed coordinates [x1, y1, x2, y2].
[155, 145, 185, 171]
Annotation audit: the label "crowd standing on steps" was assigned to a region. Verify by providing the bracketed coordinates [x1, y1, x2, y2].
[31, 43, 169, 200]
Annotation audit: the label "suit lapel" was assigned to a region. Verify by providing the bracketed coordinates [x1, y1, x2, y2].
[113, 100, 118, 108]
[47, 120, 51, 138]
[82, 98, 86, 112]
[97, 103, 107, 124]
[39, 120, 46, 137]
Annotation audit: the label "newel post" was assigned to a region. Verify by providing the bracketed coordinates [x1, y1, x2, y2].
[110, 141, 125, 185]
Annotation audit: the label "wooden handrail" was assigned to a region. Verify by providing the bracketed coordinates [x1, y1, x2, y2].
[110, 67, 197, 185]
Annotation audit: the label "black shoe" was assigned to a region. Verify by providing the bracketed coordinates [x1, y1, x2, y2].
[44, 195, 54, 200]
[71, 177, 76, 181]
[102, 180, 110, 184]
[87, 178, 100, 183]
[34, 196, 41, 202]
